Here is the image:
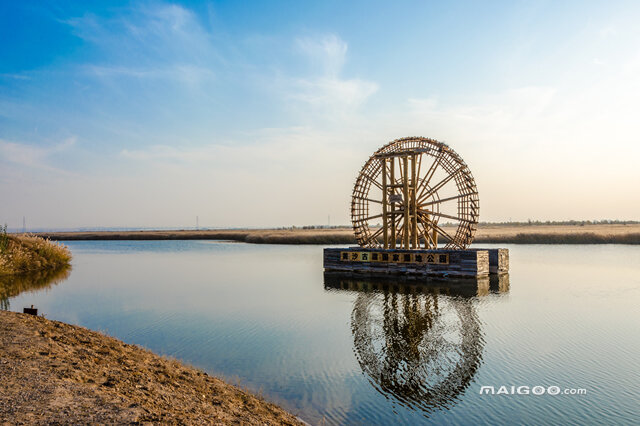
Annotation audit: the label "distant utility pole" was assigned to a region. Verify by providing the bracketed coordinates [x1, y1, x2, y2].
[328, 215, 330, 227]
[22, 216, 26, 233]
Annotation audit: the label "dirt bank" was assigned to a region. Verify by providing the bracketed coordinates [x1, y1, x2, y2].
[0, 310, 303, 425]
[35, 223, 640, 244]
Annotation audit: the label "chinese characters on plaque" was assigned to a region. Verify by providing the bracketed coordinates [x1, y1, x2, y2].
[340, 251, 449, 265]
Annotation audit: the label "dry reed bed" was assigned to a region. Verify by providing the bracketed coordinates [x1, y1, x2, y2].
[0, 234, 72, 276]
[475, 232, 640, 244]
[37, 224, 640, 244]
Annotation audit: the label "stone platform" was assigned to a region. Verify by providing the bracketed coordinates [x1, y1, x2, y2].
[323, 247, 509, 278]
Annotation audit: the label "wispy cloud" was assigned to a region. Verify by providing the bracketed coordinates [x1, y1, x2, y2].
[291, 77, 378, 110]
[114, 125, 365, 226]
[120, 126, 355, 169]
[0, 73, 31, 80]
[64, 3, 218, 88]
[408, 86, 558, 139]
[295, 34, 348, 77]
[4, 1, 639, 227]
[83, 64, 215, 86]
[286, 34, 378, 116]
[0, 137, 76, 173]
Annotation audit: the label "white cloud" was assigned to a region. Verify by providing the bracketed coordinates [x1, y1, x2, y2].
[65, 3, 218, 88]
[287, 34, 378, 117]
[407, 86, 558, 142]
[84, 64, 215, 87]
[0, 73, 31, 80]
[291, 77, 378, 110]
[6, 4, 639, 228]
[295, 34, 348, 77]
[598, 25, 617, 38]
[119, 126, 360, 170]
[0, 137, 76, 172]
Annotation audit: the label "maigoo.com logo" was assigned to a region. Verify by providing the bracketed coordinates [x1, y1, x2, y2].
[479, 385, 587, 395]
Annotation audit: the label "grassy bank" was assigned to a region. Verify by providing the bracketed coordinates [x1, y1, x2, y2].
[36, 223, 640, 245]
[36, 228, 357, 244]
[0, 310, 303, 424]
[0, 229, 72, 275]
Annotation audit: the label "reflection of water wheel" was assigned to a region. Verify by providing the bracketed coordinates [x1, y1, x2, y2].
[352, 137, 479, 249]
[351, 289, 483, 413]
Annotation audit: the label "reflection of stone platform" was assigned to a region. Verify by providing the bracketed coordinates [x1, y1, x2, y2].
[324, 271, 510, 297]
[324, 247, 509, 278]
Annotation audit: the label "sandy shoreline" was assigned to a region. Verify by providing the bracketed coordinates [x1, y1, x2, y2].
[34, 223, 640, 244]
[0, 310, 303, 425]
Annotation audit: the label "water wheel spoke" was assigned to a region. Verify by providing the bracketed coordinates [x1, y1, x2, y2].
[419, 193, 468, 207]
[362, 171, 384, 191]
[363, 226, 385, 245]
[418, 166, 464, 204]
[419, 213, 461, 248]
[417, 217, 436, 247]
[416, 151, 444, 200]
[420, 209, 472, 224]
[355, 197, 383, 205]
[354, 213, 384, 222]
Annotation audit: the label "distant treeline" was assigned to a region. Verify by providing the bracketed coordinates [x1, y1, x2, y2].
[475, 232, 640, 244]
[37, 229, 640, 245]
[277, 225, 351, 230]
[478, 220, 640, 226]
[214, 231, 640, 245]
[279, 220, 640, 230]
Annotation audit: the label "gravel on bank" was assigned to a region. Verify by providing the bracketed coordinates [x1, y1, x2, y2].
[0, 310, 304, 425]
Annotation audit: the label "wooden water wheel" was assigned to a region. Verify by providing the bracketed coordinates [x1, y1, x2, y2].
[351, 137, 479, 249]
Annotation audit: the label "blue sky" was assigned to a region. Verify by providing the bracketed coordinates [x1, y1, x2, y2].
[1, 1, 639, 229]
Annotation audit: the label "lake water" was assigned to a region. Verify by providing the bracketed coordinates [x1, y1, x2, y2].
[2, 241, 639, 425]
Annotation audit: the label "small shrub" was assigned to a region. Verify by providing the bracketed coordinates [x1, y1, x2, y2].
[0, 234, 71, 276]
[0, 224, 9, 253]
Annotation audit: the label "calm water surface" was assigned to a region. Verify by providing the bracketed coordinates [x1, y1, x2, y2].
[2, 242, 639, 425]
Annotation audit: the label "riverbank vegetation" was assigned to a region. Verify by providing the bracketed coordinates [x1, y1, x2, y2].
[0, 227, 72, 275]
[36, 223, 640, 245]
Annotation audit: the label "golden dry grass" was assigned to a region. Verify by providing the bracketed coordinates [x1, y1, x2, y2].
[0, 234, 72, 276]
[473, 223, 640, 244]
[37, 223, 640, 244]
